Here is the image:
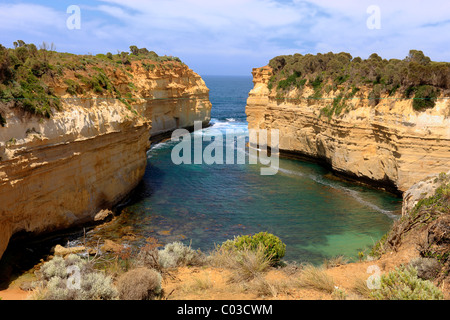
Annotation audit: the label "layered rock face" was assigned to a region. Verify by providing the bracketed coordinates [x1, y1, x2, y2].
[0, 62, 211, 259]
[246, 66, 450, 194]
[130, 63, 211, 138]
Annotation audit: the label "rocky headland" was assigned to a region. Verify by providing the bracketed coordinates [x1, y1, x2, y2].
[246, 51, 449, 194]
[0, 44, 211, 260]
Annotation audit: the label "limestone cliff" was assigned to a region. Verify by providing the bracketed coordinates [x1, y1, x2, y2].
[246, 66, 450, 194]
[131, 63, 211, 138]
[402, 170, 450, 215]
[0, 60, 211, 259]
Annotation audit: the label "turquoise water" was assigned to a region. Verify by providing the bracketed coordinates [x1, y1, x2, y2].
[91, 76, 402, 264]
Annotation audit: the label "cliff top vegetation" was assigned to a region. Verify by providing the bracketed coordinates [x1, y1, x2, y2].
[266, 50, 449, 113]
[0, 41, 183, 126]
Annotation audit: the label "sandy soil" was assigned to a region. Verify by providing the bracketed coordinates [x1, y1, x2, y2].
[0, 285, 30, 300]
[1, 224, 447, 301]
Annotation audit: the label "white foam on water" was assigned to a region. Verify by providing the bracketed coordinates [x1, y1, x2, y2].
[151, 141, 172, 150]
[197, 119, 248, 138]
[340, 187, 399, 220]
[147, 121, 397, 220]
[147, 139, 177, 159]
[272, 162, 398, 219]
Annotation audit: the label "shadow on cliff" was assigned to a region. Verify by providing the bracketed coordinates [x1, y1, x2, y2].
[115, 163, 166, 213]
[0, 163, 166, 290]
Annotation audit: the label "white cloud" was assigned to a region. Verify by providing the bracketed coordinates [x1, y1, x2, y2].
[0, 0, 448, 74]
[304, 0, 450, 61]
[0, 3, 65, 37]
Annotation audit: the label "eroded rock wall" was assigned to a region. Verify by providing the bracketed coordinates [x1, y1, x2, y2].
[246, 66, 450, 193]
[0, 62, 211, 259]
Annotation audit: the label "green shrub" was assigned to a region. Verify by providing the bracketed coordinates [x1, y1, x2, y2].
[89, 72, 113, 94]
[15, 73, 60, 117]
[413, 85, 439, 111]
[64, 79, 83, 96]
[369, 233, 388, 259]
[388, 83, 400, 96]
[310, 75, 323, 90]
[277, 71, 301, 90]
[142, 62, 156, 72]
[320, 93, 347, 118]
[371, 266, 444, 300]
[334, 74, 349, 85]
[412, 181, 450, 215]
[267, 75, 276, 90]
[347, 85, 360, 98]
[220, 232, 286, 265]
[296, 78, 307, 89]
[266, 50, 448, 105]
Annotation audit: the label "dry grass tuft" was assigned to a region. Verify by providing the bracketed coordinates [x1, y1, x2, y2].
[298, 264, 335, 294]
[227, 245, 273, 283]
[209, 244, 273, 283]
[180, 273, 213, 294]
[352, 277, 373, 299]
[323, 255, 349, 269]
[245, 276, 294, 298]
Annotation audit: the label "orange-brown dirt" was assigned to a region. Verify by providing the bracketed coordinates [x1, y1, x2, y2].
[1, 223, 448, 300]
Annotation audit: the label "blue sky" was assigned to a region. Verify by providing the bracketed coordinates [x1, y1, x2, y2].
[0, 0, 449, 75]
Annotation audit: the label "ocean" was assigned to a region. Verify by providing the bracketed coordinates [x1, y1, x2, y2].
[88, 75, 402, 264]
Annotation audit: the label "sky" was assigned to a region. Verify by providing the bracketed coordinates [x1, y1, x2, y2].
[0, 0, 449, 75]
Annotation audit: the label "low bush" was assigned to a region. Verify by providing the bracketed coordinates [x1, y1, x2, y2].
[220, 232, 286, 265]
[0, 41, 183, 119]
[413, 85, 439, 111]
[371, 265, 444, 300]
[133, 238, 163, 271]
[277, 71, 301, 90]
[116, 267, 162, 300]
[34, 254, 118, 300]
[63, 79, 83, 96]
[409, 257, 441, 280]
[267, 50, 448, 109]
[158, 241, 205, 269]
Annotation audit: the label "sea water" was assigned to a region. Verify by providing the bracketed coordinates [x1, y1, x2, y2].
[91, 75, 401, 264]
